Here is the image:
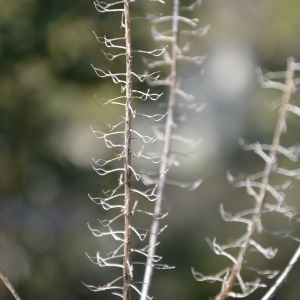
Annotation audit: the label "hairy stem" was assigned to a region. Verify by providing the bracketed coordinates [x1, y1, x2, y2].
[216, 58, 295, 300]
[140, 1, 179, 299]
[0, 268, 22, 300]
[123, 1, 133, 299]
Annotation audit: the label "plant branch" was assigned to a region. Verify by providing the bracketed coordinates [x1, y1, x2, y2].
[140, 1, 179, 299]
[123, 1, 133, 299]
[261, 244, 300, 300]
[215, 58, 296, 300]
[0, 268, 22, 300]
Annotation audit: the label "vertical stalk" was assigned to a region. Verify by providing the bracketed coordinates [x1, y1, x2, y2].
[123, 1, 133, 299]
[141, 1, 179, 299]
[216, 58, 295, 300]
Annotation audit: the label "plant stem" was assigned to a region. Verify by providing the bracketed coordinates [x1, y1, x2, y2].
[140, 1, 179, 299]
[123, 1, 133, 299]
[261, 244, 300, 300]
[216, 58, 295, 300]
[0, 268, 22, 300]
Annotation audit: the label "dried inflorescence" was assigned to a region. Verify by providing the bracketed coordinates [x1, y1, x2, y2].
[192, 58, 300, 299]
[86, 1, 300, 300]
[85, 1, 167, 299]
[140, 1, 207, 299]
[86, 1, 207, 299]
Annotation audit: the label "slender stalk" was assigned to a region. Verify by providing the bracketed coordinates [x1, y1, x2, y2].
[123, 1, 133, 299]
[216, 58, 295, 300]
[140, 1, 179, 299]
[261, 244, 300, 300]
[0, 268, 22, 300]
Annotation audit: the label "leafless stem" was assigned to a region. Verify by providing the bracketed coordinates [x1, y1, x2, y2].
[140, 1, 179, 299]
[0, 268, 22, 300]
[123, 1, 133, 299]
[261, 244, 300, 300]
[215, 58, 295, 300]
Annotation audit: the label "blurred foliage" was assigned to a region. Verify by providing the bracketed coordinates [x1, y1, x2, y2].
[0, 0, 300, 299]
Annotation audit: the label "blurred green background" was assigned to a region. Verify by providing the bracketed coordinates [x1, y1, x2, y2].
[0, 0, 300, 299]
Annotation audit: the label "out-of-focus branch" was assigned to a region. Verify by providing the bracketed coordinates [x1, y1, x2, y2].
[141, 0, 206, 298]
[0, 268, 22, 300]
[215, 57, 295, 300]
[140, 1, 179, 299]
[261, 244, 300, 300]
[194, 58, 298, 299]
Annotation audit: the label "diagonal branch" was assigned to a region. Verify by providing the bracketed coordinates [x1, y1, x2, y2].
[0, 268, 22, 300]
[261, 244, 300, 300]
[215, 58, 296, 300]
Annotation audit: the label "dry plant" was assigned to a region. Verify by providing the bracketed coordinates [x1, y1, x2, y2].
[192, 58, 300, 299]
[140, 0, 206, 299]
[85, 1, 300, 299]
[85, 0, 167, 299]
[85, 0, 206, 299]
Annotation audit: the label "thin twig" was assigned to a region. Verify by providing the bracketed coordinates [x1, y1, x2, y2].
[0, 268, 22, 300]
[123, 1, 133, 299]
[140, 1, 180, 299]
[261, 244, 300, 300]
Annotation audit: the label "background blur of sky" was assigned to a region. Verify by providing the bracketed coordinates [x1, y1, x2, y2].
[0, 0, 300, 299]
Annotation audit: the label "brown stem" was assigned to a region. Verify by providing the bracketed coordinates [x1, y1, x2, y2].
[123, 1, 133, 299]
[216, 58, 295, 300]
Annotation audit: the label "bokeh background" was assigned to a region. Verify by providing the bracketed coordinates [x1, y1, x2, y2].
[1, 0, 300, 299]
